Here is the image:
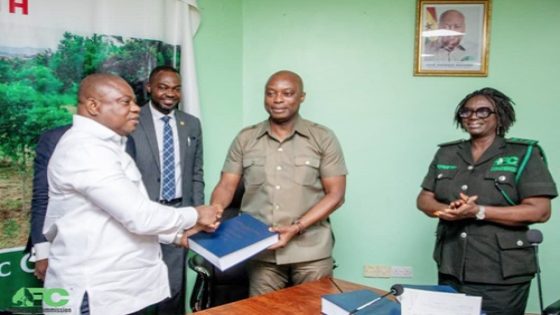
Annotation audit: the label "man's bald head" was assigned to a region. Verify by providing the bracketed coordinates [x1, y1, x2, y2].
[438, 10, 466, 51]
[78, 73, 128, 107]
[439, 9, 465, 26]
[77, 73, 140, 136]
[266, 70, 304, 92]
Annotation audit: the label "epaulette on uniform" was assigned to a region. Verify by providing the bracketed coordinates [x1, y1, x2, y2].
[239, 123, 260, 133]
[438, 139, 466, 147]
[507, 137, 548, 167]
[244, 123, 259, 130]
[506, 137, 538, 146]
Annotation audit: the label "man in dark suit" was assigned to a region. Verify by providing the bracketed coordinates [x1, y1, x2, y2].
[28, 125, 71, 280]
[130, 65, 204, 314]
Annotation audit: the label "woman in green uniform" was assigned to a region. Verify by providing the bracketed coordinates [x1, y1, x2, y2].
[417, 87, 557, 315]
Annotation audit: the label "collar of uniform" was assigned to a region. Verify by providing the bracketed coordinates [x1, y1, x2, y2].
[72, 115, 126, 146]
[149, 101, 175, 121]
[481, 136, 507, 162]
[256, 114, 311, 139]
[459, 136, 507, 165]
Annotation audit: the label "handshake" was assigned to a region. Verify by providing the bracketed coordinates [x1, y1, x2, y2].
[176, 204, 224, 247]
[195, 204, 224, 232]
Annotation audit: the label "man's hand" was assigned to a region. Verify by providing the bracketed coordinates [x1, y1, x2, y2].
[178, 205, 222, 247]
[267, 224, 299, 250]
[211, 203, 225, 217]
[195, 204, 222, 232]
[34, 259, 48, 281]
[177, 225, 204, 248]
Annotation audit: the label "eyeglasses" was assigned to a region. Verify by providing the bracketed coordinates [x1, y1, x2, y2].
[458, 107, 495, 119]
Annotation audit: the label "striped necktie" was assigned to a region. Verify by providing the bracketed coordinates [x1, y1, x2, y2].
[161, 116, 175, 201]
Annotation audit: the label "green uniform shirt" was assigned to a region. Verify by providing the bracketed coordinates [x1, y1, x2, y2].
[222, 115, 347, 264]
[421, 137, 557, 284]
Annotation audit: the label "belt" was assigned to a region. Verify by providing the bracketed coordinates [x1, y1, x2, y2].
[159, 197, 183, 205]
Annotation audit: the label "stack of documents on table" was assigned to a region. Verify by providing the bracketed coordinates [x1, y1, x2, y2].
[399, 284, 457, 294]
[188, 213, 278, 271]
[321, 289, 400, 315]
[400, 287, 482, 315]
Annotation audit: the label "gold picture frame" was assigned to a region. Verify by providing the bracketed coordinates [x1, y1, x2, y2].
[413, 0, 491, 77]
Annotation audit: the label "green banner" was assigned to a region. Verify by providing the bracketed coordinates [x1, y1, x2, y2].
[0, 246, 42, 313]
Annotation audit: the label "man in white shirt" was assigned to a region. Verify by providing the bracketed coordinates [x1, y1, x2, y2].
[42, 73, 220, 315]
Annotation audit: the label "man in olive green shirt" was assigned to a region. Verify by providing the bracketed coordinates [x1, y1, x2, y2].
[211, 70, 347, 296]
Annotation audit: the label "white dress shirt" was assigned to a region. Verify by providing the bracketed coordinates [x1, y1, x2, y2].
[149, 103, 182, 200]
[42, 115, 198, 315]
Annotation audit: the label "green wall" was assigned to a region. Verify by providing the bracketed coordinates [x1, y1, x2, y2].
[195, 0, 560, 312]
[195, 0, 244, 189]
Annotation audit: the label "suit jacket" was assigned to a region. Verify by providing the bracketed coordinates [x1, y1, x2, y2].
[27, 125, 71, 253]
[130, 105, 204, 207]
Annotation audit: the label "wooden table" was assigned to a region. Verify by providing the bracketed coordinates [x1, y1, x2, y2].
[193, 277, 387, 314]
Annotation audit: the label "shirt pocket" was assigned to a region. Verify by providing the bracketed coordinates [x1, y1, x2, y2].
[484, 171, 519, 205]
[434, 169, 458, 199]
[495, 231, 536, 279]
[294, 156, 320, 186]
[243, 157, 265, 186]
[185, 136, 198, 150]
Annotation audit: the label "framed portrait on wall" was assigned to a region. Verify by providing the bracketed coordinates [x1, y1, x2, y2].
[414, 0, 491, 77]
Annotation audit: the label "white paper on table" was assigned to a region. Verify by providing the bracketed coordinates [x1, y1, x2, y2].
[401, 288, 481, 315]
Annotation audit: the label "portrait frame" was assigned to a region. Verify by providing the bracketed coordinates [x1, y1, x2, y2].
[413, 0, 491, 77]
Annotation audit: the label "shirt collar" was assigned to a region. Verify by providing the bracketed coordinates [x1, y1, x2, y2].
[256, 114, 310, 139]
[72, 115, 126, 146]
[458, 136, 507, 165]
[149, 101, 175, 121]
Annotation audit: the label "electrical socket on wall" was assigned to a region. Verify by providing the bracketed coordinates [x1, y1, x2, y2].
[363, 264, 391, 278]
[391, 266, 413, 278]
[363, 265, 413, 278]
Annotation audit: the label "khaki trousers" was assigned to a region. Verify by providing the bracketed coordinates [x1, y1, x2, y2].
[247, 257, 334, 296]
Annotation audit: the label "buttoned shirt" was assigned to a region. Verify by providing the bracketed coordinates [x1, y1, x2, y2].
[222, 115, 347, 264]
[43, 115, 198, 315]
[149, 103, 182, 200]
[421, 137, 557, 284]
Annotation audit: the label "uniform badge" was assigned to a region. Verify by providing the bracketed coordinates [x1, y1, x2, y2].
[491, 156, 518, 172]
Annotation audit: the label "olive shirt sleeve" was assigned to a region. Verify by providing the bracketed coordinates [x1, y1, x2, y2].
[318, 129, 348, 178]
[222, 130, 246, 175]
[516, 145, 557, 199]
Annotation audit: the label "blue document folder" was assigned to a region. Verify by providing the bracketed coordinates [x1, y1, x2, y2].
[321, 289, 400, 315]
[188, 213, 278, 271]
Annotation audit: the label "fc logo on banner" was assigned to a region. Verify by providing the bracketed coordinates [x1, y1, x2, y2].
[12, 287, 70, 307]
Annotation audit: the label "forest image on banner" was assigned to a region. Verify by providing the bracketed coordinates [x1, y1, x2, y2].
[0, 32, 180, 249]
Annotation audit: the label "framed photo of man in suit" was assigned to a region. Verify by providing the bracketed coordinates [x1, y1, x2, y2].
[413, 0, 491, 77]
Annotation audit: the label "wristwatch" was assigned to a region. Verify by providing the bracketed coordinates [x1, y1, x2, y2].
[293, 220, 306, 235]
[475, 205, 486, 220]
[174, 231, 185, 246]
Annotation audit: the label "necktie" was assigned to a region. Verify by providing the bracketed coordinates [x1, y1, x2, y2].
[161, 116, 175, 201]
